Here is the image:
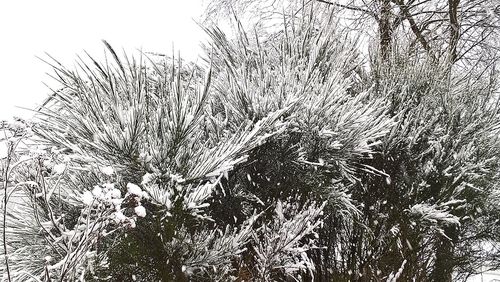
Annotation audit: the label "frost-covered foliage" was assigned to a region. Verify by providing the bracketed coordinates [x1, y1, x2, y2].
[357, 51, 500, 281]
[2, 2, 500, 281]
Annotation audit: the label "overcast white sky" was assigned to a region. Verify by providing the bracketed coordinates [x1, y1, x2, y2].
[0, 0, 206, 121]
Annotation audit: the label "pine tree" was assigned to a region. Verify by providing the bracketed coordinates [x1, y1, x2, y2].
[1, 2, 500, 281]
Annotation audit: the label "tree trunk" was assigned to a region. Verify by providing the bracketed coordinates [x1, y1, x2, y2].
[379, 0, 393, 60]
[431, 225, 459, 282]
[448, 0, 460, 63]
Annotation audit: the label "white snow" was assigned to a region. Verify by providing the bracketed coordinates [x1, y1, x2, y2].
[53, 163, 66, 174]
[127, 183, 142, 196]
[110, 198, 123, 208]
[114, 211, 127, 222]
[467, 269, 500, 281]
[82, 191, 93, 205]
[110, 188, 121, 199]
[101, 166, 114, 176]
[134, 206, 147, 217]
[141, 172, 155, 185]
[92, 186, 103, 198]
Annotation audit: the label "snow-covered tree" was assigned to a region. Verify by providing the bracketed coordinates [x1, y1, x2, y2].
[1, 1, 500, 281]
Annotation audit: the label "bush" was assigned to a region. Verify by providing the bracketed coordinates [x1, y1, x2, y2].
[1, 7, 500, 282]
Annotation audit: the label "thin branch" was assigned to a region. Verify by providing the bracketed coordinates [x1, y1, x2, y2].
[393, 0, 436, 60]
[316, 0, 379, 19]
[2, 140, 12, 282]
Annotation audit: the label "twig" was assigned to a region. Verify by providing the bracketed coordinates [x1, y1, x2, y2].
[2, 140, 12, 282]
[315, 0, 378, 19]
